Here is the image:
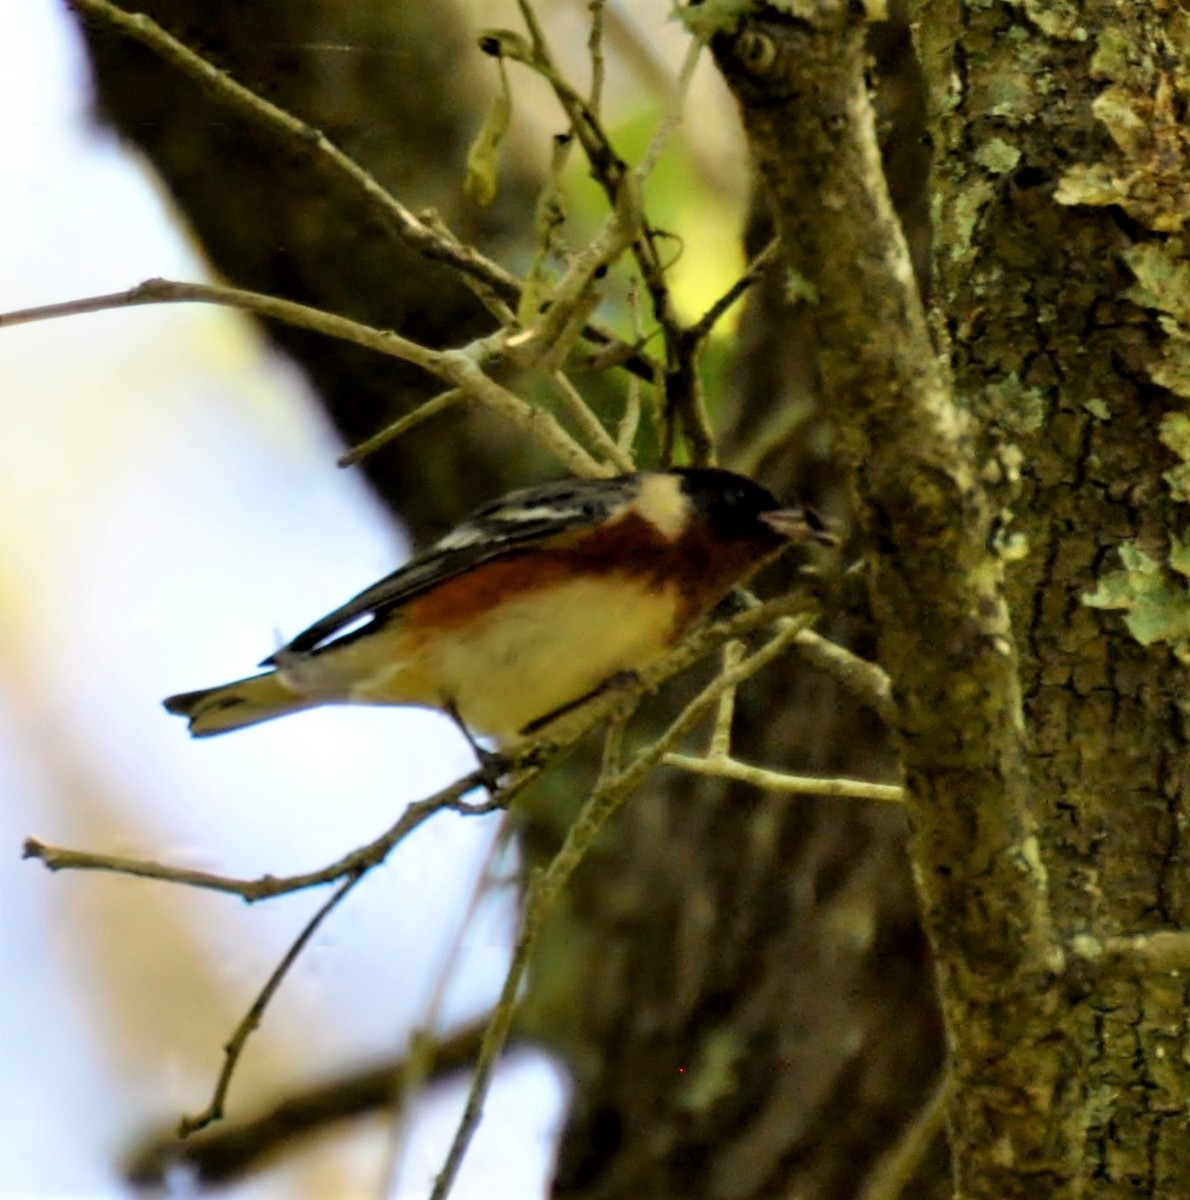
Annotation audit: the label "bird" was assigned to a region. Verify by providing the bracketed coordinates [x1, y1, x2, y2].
[163, 467, 827, 746]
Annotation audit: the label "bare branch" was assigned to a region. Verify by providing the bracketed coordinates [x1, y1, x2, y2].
[27, 575, 820, 1157]
[1073, 930, 1190, 975]
[496, 7, 716, 464]
[178, 873, 363, 1136]
[504, 181, 639, 377]
[26, 592, 818, 898]
[378, 817, 515, 1194]
[62, 0, 658, 384]
[663, 753, 905, 802]
[684, 236, 781, 349]
[25, 772, 502, 900]
[587, 0, 608, 115]
[0, 278, 607, 478]
[337, 389, 466, 468]
[707, 639, 745, 758]
[65, 1, 504, 296]
[791, 628, 896, 724]
[126, 1023, 490, 1189]
[550, 372, 637, 472]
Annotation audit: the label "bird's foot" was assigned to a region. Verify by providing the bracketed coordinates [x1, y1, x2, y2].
[472, 744, 513, 795]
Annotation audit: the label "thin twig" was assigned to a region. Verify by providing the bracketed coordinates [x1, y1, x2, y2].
[792, 628, 896, 725]
[63, 0, 658, 384]
[378, 816, 513, 1196]
[178, 872, 364, 1136]
[599, 713, 628, 781]
[512, 1, 614, 184]
[25, 772, 504, 900]
[503, 6, 715, 464]
[26, 594, 817, 901]
[708, 640, 744, 758]
[0, 278, 607, 477]
[505, 171, 639, 376]
[857, 1073, 950, 1200]
[540, 591, 819, 744]
[728, 585, 895, 724]
[633, 36, 704, 181]
[616, 279, 645, 454]
[519, 133, 573, 329]
[429, 868, 543, 1200]
[600, 0, 678, 101]
[65, 1, 508, 298]
[30, 592, 822, 1158]
[617, 614, 821, 792]
[126, 1024, 490, 1188]
[685, 236, 781, 349]
[632, 36, 717, 466]
[551, 371, 636, 471]
[588, 0, 607, 116]
[617, 378, 642, 455]
[338, 388, 465, 467]
[664, 753, 905, 802]
[418, 211, 519, 327]
[436, 354, 610, 477]
[632, 36, 718, 467]
[0, 279, 442, 366]
[1072, 929, 1190, 974]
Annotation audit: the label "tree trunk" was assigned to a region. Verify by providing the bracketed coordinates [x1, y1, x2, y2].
[915, 4, 1190, 1194]
[714, 2, 1190, 1197]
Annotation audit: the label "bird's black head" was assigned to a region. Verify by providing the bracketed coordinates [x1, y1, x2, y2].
[673, 468, 823, 546]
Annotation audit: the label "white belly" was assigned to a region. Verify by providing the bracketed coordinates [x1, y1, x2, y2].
[429, 576, 679, 739]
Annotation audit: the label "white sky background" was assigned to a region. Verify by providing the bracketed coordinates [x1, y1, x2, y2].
[0, 2, 569, 1196]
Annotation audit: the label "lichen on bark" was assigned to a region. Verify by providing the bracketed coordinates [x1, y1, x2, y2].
[914, 0, 1190, 1195]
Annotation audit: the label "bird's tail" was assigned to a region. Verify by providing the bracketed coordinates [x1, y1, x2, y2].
[163, 671, 314, 737]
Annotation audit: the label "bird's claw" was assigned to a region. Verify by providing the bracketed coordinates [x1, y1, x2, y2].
[472, 745, 512, 795]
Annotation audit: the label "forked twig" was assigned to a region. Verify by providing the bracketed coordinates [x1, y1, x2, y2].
[0, 278, 607, 478]
[126, 1022, 490, 1188]
[26, 592, 823, 1143]
[24, 772, 504, 900]
[178, 873, 364, 1136]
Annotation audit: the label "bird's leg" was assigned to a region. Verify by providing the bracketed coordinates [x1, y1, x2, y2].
[445, 702, 509, 793]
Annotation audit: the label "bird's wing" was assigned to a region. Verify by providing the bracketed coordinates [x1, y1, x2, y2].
[262, 474, 641, 663]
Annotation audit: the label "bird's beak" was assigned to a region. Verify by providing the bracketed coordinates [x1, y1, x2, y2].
[760, 507, 838, 545]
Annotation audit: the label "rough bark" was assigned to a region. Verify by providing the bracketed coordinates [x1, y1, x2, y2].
[713, 2, 1190, 1198]
[914, 3, 1190, 1195]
